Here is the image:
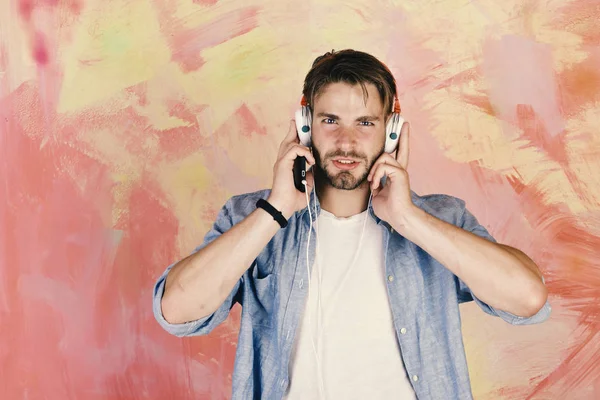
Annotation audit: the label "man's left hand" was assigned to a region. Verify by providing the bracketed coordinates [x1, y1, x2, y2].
[367, 121, 415, 227]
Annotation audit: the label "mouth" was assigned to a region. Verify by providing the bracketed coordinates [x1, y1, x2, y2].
[331, 158, 361, 171]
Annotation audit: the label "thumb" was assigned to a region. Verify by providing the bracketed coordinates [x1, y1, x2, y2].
[371, 186, 382, 197]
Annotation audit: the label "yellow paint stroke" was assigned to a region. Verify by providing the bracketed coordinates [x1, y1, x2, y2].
[153, 152, 234, 254]
[58, 0, 170, 112]
[402, 0, 599, 229]
[172, 27, 280, 132]
[425, 91, 597, 217]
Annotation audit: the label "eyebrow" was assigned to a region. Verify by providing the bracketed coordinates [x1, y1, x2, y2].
[315, 112, 381, 121]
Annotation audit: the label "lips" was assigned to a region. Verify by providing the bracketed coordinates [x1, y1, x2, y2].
[332, 158, 360, 171]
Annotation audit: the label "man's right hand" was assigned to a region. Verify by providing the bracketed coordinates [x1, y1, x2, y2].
[267, 119, 315, 219]
[159, 121, 316, 326]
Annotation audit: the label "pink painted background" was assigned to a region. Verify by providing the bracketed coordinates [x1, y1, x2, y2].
[1, 0, 599, 399]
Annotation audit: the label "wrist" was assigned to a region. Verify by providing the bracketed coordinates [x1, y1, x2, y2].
[266, 196, 293, 220]
[391, 205, 424, 235]
[257, 198, 289, 228]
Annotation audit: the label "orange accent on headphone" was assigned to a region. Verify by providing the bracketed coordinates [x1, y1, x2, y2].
[301, 96, 308, 107]
[393, 95, 401, 114]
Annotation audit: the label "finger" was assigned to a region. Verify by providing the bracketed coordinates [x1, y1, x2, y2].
[372, 185, 382, 197]
[367, 152, 401, 182]
[282, 143, 315, 166]
[279, 120, 299, 150]
[370, 163, 387, 191]
[370, 163, 403, 191]
[278, 120, 301, 159]
[397, 121, 410, 169]
[304, 169, 315, 191]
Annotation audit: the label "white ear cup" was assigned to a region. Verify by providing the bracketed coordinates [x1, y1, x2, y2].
[294, 106, 312, 147]
[384, 113, 404, 153]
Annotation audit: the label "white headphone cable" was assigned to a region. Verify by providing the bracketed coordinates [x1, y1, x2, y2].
[303, 179, 327, 399]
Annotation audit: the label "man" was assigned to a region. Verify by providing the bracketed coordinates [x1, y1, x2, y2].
[153, 49, 551, 399]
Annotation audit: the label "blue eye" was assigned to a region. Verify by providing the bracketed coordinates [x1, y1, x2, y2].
[324, 118, 336, 124]
[360, 121, 374, 126]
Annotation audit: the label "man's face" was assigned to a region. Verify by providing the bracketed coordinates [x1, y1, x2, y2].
[310, 82, 387, 190]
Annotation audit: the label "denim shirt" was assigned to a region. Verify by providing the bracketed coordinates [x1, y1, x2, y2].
[153, 189, 551, 400]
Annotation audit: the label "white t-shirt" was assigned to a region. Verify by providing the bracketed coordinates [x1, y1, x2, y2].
[284, 209, 417, 400]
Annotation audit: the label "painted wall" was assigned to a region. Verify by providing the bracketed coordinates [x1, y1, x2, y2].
[1, 0, 599, 399]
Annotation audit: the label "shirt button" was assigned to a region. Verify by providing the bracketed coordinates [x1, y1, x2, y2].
[400, 328, 407, 334]
[387, 275, 394, 282]
[412, 375, 419, 382]
[299, 279, 304, 289]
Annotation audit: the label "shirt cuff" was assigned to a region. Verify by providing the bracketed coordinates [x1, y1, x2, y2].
[152, 264, 212, 337]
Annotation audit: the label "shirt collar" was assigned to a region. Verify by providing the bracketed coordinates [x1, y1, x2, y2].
[297, 189, 423, 227]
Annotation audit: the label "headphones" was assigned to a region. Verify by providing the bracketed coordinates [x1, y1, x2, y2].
[294, 94, 405, 153]
[292, 94, 404, 193]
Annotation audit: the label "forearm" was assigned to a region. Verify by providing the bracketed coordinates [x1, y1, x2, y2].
[393, 206, 547, 317]
[161, 206, 282, 324]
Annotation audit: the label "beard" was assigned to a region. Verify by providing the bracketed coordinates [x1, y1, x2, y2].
[312, 144, 384, 190]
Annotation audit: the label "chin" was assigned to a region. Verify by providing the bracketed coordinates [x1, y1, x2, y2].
[328, 170, 369, 190]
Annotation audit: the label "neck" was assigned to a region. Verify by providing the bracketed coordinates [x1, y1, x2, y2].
[316, 180, 371, 218]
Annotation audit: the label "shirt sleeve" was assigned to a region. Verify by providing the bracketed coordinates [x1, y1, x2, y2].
[152, 198, 243, 337]
[456, 202, 551, 325]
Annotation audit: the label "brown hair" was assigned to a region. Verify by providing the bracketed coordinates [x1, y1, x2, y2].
[302, 49, 397, 116]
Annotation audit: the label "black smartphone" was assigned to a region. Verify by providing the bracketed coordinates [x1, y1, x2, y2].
[293, 156, 307, 192]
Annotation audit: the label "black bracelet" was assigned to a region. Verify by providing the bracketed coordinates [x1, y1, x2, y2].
[256, 198, 288, 228]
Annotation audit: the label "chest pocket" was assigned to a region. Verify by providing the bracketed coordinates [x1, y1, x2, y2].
[247, 260, 277, 328]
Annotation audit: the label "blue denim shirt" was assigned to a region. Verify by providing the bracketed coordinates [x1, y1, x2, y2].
[153, 189, 551, 399]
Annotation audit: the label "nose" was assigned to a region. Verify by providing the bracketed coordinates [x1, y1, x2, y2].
[334, 125, 358, 151]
